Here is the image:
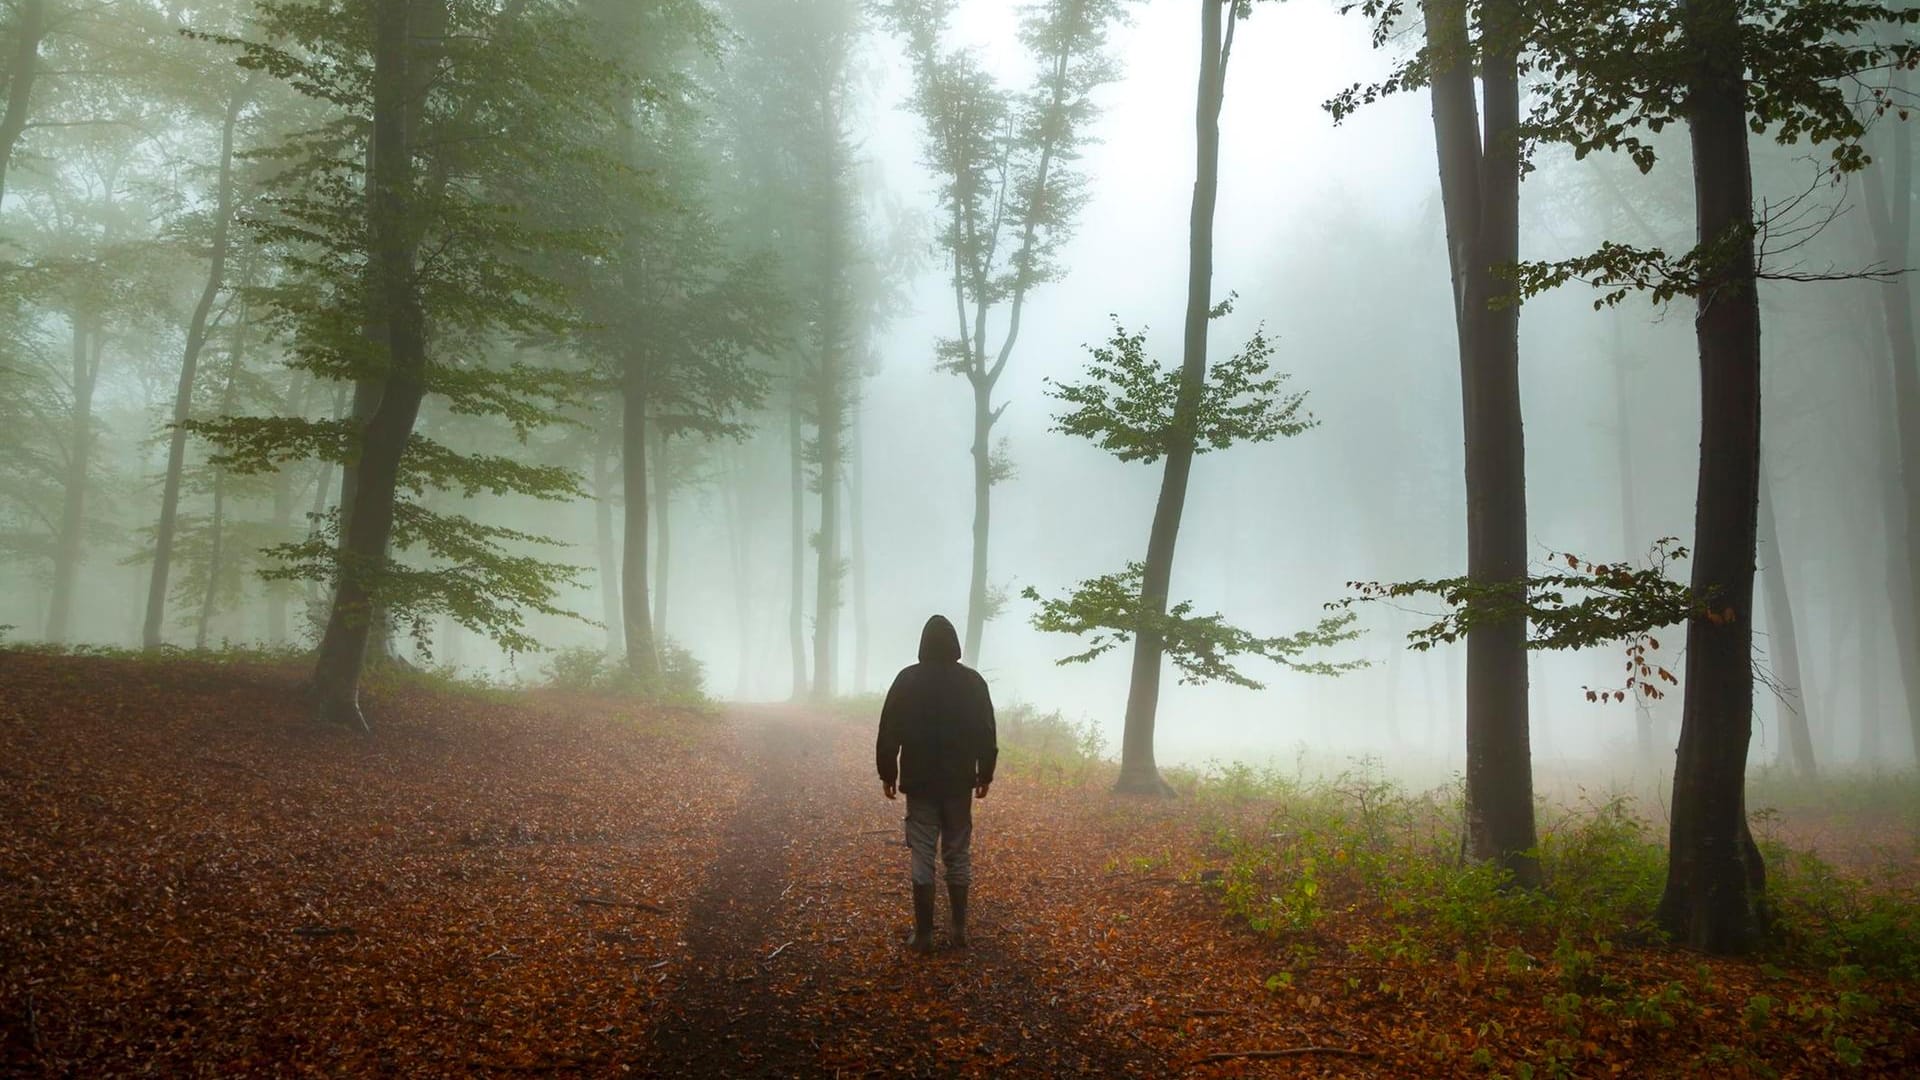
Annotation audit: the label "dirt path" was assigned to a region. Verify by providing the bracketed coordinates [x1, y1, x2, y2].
[638, 707, 1161, 1077]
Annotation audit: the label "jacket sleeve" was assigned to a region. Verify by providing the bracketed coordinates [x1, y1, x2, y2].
[876, 669, 908, 786]
[973, 673, 998, 786]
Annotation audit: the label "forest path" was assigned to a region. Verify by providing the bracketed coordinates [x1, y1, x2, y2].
[0, 654, 1389, 1079]
[635, 705, 1161, 1077]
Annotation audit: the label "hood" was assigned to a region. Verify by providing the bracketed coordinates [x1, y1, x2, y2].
[917, 614, 962, 663]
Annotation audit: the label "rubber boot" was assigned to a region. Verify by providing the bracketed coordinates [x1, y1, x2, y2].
[947, 883, 969, 948]
[907, 884, 935, 953]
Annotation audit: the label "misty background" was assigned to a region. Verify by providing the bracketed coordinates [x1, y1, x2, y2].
[0, 0, 1898, 778]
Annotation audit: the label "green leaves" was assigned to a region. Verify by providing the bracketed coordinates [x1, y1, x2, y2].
[1045, 314, 1315, 464]
[1338, 539, 1717, 701]
[1024, 564, 1364, 689]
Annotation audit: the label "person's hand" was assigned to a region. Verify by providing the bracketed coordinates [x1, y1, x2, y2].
[882, 781, 897, 800]
[974, 781, 990, 800]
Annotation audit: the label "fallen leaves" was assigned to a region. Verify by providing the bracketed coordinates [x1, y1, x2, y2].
[0, 650, 1914, 1076]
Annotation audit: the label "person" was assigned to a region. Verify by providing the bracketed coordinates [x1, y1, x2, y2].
[876, 614, 997, 953]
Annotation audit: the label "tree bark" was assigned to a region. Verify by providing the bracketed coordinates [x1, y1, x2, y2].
[1757, 461, 1814, 776]
[652, 424, 671, 646]
[310, 0, 431, 730]
[725, 443, 752, 699]
[1422, 0, 1539, 884]
[788, 382, 809, 699]
[849, 401, 870, 695]
[620, 370, 659, 685]
[47, 311, 101, 644]
[0, 0, 46, 206]
[812, 390, 841, 701]
[592, 423, 624, 662]
[1114, 0, 1234, 796]
[1861, 93, 1920, 764]
[145, 83, 248, 650]
[195, 299, 250, 649]
[1656, 0, 1768, 954]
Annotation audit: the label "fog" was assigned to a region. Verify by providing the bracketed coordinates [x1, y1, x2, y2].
[1, 0, 1911, 784]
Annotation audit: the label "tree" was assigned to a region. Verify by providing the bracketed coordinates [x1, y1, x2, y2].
[1757, 459, 1814, 775]
[880, 0, 1124, 664]
[1345, 0, 1917, 950]
[1333, 0, 1540, 884]
[1024, 41, 1359, 791]
[143, 72, 255, 650]
[194, 0, 624, 721]
[1860, 79, 1920, 763]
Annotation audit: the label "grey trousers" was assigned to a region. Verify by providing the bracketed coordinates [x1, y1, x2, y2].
[904, 795, 973, 888]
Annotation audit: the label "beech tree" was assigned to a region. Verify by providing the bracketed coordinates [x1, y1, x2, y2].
[1332, 0, 1540, 883]
[879, 0, 1124, 664]
[195, 0, 632, 725]
[1025, 0, 1357, 796]
[1343, 0, 1917, 950]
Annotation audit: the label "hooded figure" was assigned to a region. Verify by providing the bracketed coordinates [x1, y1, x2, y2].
[876, 614, 997, 952]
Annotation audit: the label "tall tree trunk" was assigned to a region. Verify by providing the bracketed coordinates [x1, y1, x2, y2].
[964, 377, 992, 663]
[620, 372, 659, 685]
[1862, 92, 1920, 764]
[849, 402, 870, 695]
[303, 385, 348, 630]
[1758, 462, 1814, 776]
[268, 465, 294, 646]
[788, 384, 808, 699]
[592, 424, 624, 663]
[652, 424, 671, 647]
[1422, 0, 1539, 884]
[1114, 0, 1234, 796]
[958, 25, 1077, 666]
[812, 395, 841, 700]
[0, 0, 46, 206]
[1657, 0, 1768, 954]
[310, 0, 431, 730]
[726, 443, 753, 699]
[145, 84, 248, 650]
[195, 317, 249, 649]
[1610, 313, 1658, 767]
[47, 312, 101, 643]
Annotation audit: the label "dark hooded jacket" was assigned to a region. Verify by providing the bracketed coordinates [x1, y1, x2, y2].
[876, 615, 997, 798]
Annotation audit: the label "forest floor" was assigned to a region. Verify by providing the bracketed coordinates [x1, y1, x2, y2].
[1, 650, 1916, 1078]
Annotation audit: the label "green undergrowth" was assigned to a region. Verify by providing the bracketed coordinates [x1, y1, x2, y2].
[1173, 763, 1920, 1076]
[1187, 761, 1920, 980]
[537, 642, 709, 706]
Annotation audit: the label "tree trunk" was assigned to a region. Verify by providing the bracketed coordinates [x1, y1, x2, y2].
[47, 312, 101, 644]
[788, 384, 809, 699]
[0, 0, 46, 206]
[195, 319, 249, 649]
[726, 443, 752, 699]
[268, 463, 294, 646]
[1610, 313, 1658, 767]
[592, 424, 624, 662]
[1757, 462, 1814, 776]
[1861, 92, 1920, 764]
[1422, 0, 1539, 884]
[1657, 0, 1768, 954]
[145, 84, 247, 650]
[620, 371, 659, 685]
[310, 0, 431, 731]
[849, 402, 870, 695]
[1114, 0, 1234, 797]
[652, 424, 671, 646]
[812, 391, 841, 701]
